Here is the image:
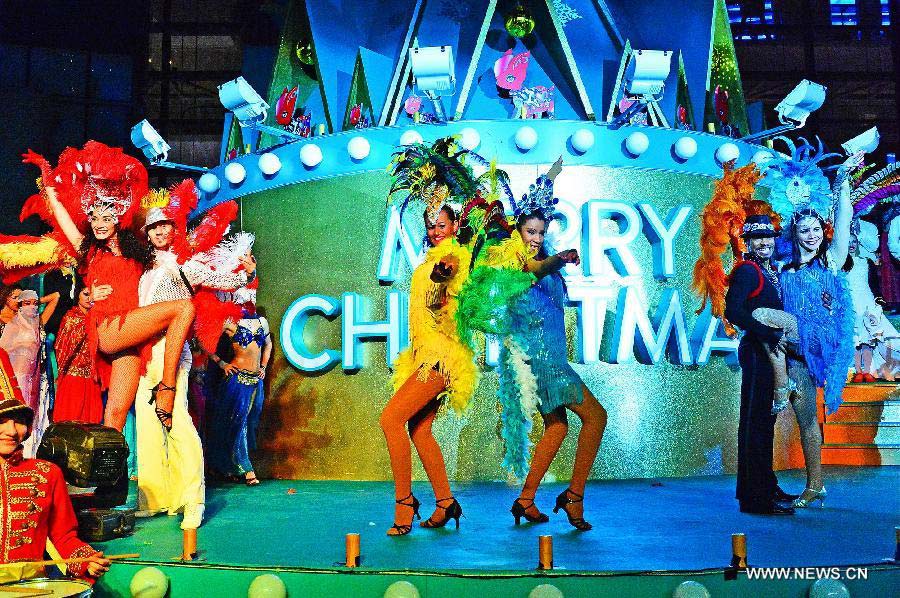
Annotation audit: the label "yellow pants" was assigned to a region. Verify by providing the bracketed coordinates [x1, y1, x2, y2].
[135, 339, 205, 529]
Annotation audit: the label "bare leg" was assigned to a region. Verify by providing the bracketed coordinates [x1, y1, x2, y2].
[563, 386, 608, 520]
[409, 399, 452, 522]
[517, 408, 568, 518]
[104, 352, 142, 431]
[769, 350, 791, 412]
[379, 369, 446, 533]
[788, 359, 824, 496]
[97, 299, 195, 417]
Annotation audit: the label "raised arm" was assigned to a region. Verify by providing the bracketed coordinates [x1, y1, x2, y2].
[525, 249, 580, 280]
[44, 186, 85, 250]
[39, 291, 60, 325]
[829, 154, 863, 268]
[829, 177, 852, 268]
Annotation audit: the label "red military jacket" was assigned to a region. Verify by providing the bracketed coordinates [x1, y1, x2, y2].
[0, 449, 97, 579]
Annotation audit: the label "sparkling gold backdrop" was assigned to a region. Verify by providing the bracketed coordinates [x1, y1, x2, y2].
[241, 165, 746, 481]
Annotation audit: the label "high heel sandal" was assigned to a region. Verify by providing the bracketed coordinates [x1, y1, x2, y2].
[772, 380, 798, 414]
[553, 489, 592, 531]
[244, 472, 260, 486]
[420, 497, 463, 529]
[148, 382, 176, 431]
[792, 486, 827, 508]
[387, 493, 421, 536]
[510, 497, 549, 525]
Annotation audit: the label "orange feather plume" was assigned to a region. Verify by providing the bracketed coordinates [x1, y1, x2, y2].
[691, 163, 780, 334]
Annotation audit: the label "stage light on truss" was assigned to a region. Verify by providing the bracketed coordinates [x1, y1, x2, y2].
[130, 120, 207, 173]
[218, 76, 306, 142]
[741, 79, 827, 143]
[624, 49, 672, 97]
[610, 49, 672, 129]
[842, 126, 880, 156]
[409, 45, 455, 121]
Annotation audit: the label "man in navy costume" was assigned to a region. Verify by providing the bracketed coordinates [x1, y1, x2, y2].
[724, 215, 798, 515]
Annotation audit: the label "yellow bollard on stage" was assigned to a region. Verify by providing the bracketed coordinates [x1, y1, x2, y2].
[345, 533, 360, 567]
[731, 533, 747, 568]
[537, 535, 553, 570]
[182, 529, 198, 561]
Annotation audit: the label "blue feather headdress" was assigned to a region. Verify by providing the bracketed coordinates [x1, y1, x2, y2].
[760, 136, 841, 224]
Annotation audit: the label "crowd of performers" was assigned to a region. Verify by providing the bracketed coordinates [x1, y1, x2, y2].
[378, 134, 898, 534]
[0, 132, 897, 581]
[0, 142, 271, 580]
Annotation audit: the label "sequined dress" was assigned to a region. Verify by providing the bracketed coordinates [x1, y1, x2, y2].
[523, 272, 582, 413]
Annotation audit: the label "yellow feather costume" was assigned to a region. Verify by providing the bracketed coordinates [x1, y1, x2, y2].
[391, 239, 477, 415]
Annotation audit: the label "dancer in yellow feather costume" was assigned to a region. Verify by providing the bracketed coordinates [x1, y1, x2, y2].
[380, 137, 502, 536]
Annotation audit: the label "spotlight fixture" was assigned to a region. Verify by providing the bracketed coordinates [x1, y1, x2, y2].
[131, 120, 207, 173]
[409, 45, 455, 121]
[841, 126, 879, 156]
[610, 49, 672, 129]
[741, 79, 827, 143]
[218, 76, 306, 142]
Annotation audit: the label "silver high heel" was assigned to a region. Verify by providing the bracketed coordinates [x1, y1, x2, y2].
[792, 486, 827, 508]
[772, 380, 797, 415]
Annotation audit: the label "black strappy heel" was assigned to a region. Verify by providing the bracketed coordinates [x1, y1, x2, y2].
[553, 489, 592, 531]
[511, 497, 549, 525]
[387, 493, 421, 536]
[420, 497, 463, 529]
[148, 382, 176, 431]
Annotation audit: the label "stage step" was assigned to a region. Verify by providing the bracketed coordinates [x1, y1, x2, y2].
[823, 421, 900, 445]
[825, 399, 900, 423]
[840, 383, 898, 402]
[821, 443, 900, 465]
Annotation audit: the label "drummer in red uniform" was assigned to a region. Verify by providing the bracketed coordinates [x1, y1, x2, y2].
[0, 347, 110, 581]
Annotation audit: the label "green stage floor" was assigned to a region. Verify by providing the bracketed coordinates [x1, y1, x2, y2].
[90, 466, 899, 597]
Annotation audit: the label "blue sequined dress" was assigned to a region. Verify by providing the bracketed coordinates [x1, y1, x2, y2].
[780, 256, 855, 414]
[522, 272, 583, 414]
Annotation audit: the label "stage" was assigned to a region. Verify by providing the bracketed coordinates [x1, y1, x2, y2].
[91, 466, 900, 597]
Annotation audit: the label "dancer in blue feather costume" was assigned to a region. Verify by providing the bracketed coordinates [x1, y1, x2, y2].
[762, 141, 861, 509]
[457, 161, 607, 531]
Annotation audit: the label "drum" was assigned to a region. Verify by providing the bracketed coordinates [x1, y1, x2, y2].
[0, 578, 92, 597]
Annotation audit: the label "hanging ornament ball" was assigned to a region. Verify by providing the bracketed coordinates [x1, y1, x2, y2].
[348, 136, 371, 160]
[248, 574, 287, 598]
[529, 583, 565, 598]
[715, 142, 740, 165]
[384, 581, 420, 598]
[129, 566, 169, 598]
[258, 152, 281, 176]
[751, 149, 776, 165]
[673, 136, 698, 160]
[570, 128, 595, 154]
[515, 126, 538, 151]
[299, 143, 323, 168]
[808, 579, 851, 598]
[505, 5, 536, 38]
[400, 130, 424, 146]
[459, 127, 481, 150]
[224, 161, 247, 184]
[672, 581, 711, 598]
[624, 131, 650, 157]
[198, 172, 220, 193]
[295, 40, 314, 65]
